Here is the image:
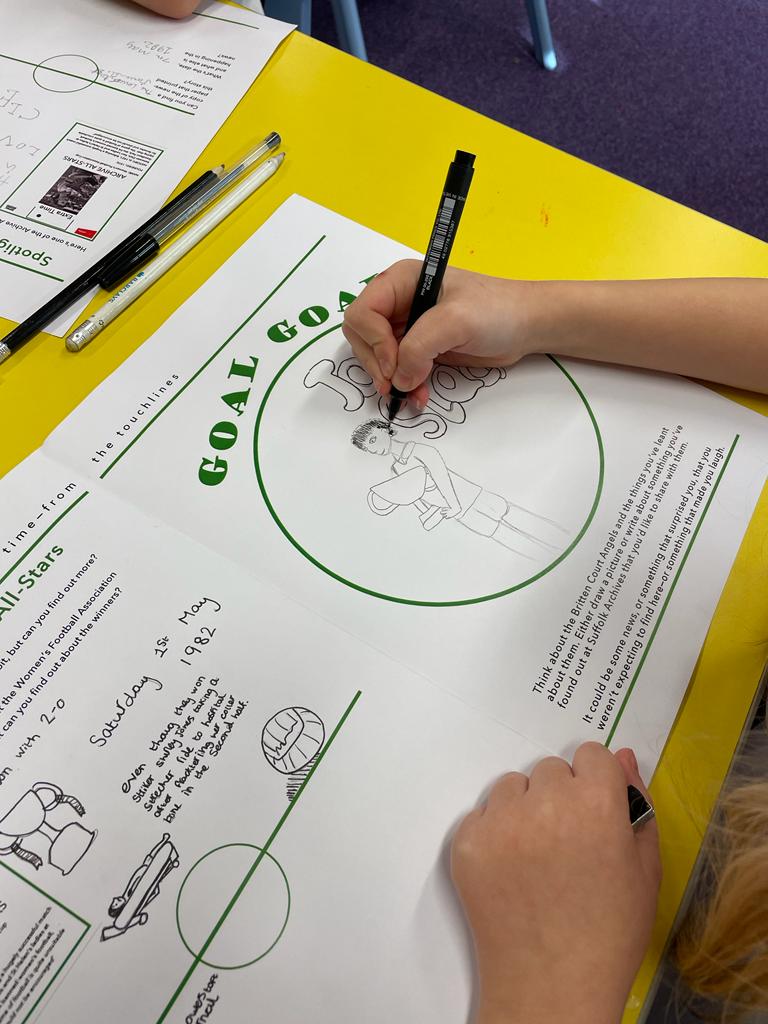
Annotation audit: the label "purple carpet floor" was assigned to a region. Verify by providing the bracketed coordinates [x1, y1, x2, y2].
[312, 0, 768, 243]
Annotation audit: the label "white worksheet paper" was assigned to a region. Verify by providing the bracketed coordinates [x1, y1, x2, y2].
[0, 0, 290, 333]
[1, 195, 767, 1022]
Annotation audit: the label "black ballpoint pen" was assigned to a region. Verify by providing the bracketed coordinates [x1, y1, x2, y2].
[387, 149, 476, 422]
[96, 131, 280, 290]
[0, 171, 217, 364]
[0, 131, 280, 364]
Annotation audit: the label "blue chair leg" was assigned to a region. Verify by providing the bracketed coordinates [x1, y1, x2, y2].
[264, 0, 312, 35]
[525, 0, 557, 70]
[329, 0, 368, 61]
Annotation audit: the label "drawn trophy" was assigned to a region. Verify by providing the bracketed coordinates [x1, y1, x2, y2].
[0, 782, 96, 875]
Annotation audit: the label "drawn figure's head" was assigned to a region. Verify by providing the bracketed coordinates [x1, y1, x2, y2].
[108, 896, 127, 918]
[351, 419, 393, 455]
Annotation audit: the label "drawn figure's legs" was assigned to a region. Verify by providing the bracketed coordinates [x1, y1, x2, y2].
[460, 489, 566, 559]
[488, 524, 539, 560]
[492, 520, 555, 558]
[504, 500, 567, 534]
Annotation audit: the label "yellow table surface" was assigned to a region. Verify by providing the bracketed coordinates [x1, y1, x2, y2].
[2, 30, 768, 1020]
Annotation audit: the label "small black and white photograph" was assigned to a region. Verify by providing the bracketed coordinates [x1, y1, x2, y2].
[39, 165, 106, 214]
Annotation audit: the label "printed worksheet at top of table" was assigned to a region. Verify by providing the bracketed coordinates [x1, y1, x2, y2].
[40, 194, 768, 775]
[0, 0, 291, 333]
[0, 451, 552, 1023]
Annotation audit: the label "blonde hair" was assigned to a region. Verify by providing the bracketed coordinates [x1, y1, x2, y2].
[672, 711, 768, 1022]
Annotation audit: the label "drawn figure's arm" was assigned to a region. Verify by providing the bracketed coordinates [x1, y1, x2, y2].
[413, 445, 462, 517]
[414, 500, 446, 531]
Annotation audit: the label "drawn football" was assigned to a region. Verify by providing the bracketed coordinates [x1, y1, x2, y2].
[261, 707, 325, 775]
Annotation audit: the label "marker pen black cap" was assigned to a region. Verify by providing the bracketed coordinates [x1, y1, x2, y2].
[387, 149, 477, 421]
[97, 235, 161, 290]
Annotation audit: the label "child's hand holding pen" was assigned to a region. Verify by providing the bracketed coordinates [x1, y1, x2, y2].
[343, 267, 768, 403]
[451, 742, 661, 1024]
[343, 261, 538, 409]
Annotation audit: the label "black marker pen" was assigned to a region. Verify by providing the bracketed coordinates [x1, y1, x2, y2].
[387, 149, 476, 422]
[627, 784, 655, 831]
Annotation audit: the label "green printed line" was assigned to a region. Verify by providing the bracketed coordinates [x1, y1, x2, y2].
[77, 131, 164, 238]
[2, 121, 73, 215]
[21, 922, 89, 1024]
[92, 84, 195, 115]
[21, 922, 90, 1024]
[0, 861, 91, 1024]
[0, 492, 89, 587]
[155, 689, 362, 1023]
[194, 11, 261, 27]
[4, 122, 165, 242]
[605, 434, 740, 745]
[100, 235, 326, 479]
[0, 256, 64, 282]
[0, 53, 96, 84]
[0, 860, 90, 928]
[254, 351, 605, 607]
[0, 54, 194, 114]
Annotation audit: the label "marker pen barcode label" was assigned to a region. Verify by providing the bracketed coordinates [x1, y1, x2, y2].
[424, 197, 456, 277]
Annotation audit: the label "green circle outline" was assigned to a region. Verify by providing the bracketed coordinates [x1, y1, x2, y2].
[175, 843, 291, 970]
[254, 324, 604, 607]
[33, 54, 100, 93]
